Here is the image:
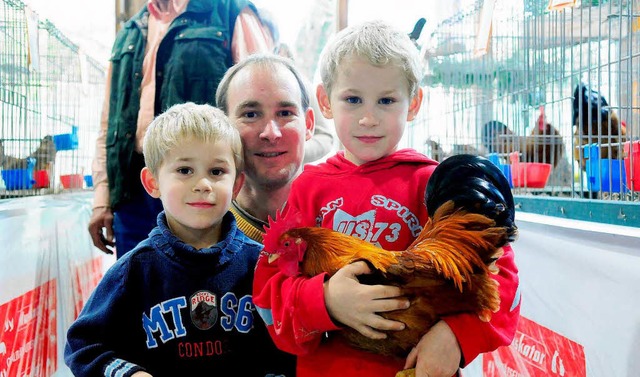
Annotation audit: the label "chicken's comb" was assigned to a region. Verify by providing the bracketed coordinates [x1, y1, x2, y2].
[537, 105, 546, 129]
[263, 208, 303, 253]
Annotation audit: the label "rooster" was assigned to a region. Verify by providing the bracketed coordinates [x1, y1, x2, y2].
[263, 154, 517, 376]
[481, 107, 563, 167]
[525, 106, 564, 167]
[572, 83, 626, 170]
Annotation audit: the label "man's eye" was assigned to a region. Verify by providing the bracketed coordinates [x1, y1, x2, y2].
[379, 98, 395, 105]
[346, 97, 361, 104]
[243, 111, 258, 119]
[278, 110, 294, 117]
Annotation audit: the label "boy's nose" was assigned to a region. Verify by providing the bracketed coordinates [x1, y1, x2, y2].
[193, 177, 213, 192]
[359, 112, 379, 127]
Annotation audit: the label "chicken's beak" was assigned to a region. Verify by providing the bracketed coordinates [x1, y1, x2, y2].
[268, 253, 280, 264]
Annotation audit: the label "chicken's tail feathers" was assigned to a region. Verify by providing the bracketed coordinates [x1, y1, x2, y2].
[262, 208, 303, 253]
[425, 154, 517, 245]
[413, 201, 509, 292]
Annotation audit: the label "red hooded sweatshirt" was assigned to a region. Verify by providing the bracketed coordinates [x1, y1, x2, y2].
[253, 149, 520, 376]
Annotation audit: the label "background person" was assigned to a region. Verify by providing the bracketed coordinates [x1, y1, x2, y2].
[88, 0, 275, 258]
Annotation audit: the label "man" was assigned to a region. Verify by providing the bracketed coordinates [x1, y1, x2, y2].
[88, 0, 275, 258]
[215, 54, 314, 241]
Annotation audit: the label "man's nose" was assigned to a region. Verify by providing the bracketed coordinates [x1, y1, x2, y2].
[260, 119, 283, 141]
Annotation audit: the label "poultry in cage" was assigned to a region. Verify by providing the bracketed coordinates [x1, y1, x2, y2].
[0, 136, 57, 171]
[572, 83, 626, 171]
[481, 106, 563, 167]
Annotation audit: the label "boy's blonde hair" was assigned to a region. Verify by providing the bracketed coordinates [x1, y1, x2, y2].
[142, 102, 243, 175]
[318, 20, 422, 98]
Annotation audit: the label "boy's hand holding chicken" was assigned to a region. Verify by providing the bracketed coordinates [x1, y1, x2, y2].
[324, 261, 409, 340]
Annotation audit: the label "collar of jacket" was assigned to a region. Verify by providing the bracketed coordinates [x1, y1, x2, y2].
[125, 0, 222, 33]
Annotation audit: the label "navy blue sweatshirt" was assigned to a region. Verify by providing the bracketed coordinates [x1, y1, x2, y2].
[65, 211, 294, 376]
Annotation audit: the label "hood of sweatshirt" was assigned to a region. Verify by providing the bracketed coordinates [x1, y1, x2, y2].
[305, 148, 438, 176]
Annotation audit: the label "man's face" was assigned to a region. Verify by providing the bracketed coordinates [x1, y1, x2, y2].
[226, 64, 314, 190]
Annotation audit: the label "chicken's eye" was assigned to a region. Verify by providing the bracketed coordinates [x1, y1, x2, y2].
[283, 241, 291, 247]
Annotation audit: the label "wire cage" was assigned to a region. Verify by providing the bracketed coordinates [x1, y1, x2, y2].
[0, 0, 105, 198]
[408, 0, 640, 225]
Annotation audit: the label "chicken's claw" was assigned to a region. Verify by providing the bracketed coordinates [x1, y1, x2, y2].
[395, 368, 415, 377]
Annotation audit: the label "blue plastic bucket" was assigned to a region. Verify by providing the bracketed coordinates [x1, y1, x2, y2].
[487, 153, 513, 188]
[584, 144, 627, 192]
[1, 169, 35, 190]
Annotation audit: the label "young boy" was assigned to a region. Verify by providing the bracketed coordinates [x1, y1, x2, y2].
[65, 103, 294, 376]
[253, 21, 520, 377]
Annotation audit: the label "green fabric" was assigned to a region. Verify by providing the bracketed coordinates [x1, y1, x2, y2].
[106, 0, 247, 208]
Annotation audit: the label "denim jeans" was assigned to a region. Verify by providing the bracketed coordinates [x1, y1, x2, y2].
[113, 182, 163, 259]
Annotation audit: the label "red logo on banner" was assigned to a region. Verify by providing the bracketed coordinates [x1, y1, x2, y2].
[72, 257, 104, 318]
[0, 280, 57, 377]
[483, 316, 586, 377]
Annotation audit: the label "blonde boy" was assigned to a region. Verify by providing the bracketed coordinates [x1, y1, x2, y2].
[254, 21, 520, 377]
[66, 103, 293, 377]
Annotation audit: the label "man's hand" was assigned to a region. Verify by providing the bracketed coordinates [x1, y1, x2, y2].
[324, 261, 409, 339]
[404, 320, 461, 377]
[88, 206, 115, 254]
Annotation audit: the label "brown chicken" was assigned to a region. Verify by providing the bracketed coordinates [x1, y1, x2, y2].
[525, 106, 564, 167]
[0, 135, 57, 170]
[263, 154, 518, 377]
[481, 106, 563, 167]
[572, 83, 626, 170]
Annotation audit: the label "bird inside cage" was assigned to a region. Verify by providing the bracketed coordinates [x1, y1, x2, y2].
[572, 83, 626, 171]
[481, 109, 563, 168]
[0, 136, 57, 171]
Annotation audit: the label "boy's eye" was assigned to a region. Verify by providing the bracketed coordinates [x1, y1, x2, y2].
[345, 96, 362, 104]
[379, 98, 395, 105]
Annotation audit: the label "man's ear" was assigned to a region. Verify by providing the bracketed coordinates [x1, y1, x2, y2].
[141, 167, 160, 198]
[406, 86, 424, 122]
[232, 172, 245, 199]
[316, 84, 333, 119]
[304, 106, 315, 142]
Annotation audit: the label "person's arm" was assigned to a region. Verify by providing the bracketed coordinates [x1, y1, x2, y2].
[252, 184, 407, 354]
[404, 245, 520, 376]
[253, 252, 408, 355]
[231, 5, 274, 63]
[87, 64, 115, 254]
[253, 255, 337, 355]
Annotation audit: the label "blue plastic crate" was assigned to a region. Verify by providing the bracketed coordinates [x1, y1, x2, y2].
[53, 125, 79, 151]
[583, 143, 626, 192]
[84, 174, 93, 187]
[487, 153, 513, 188]
[0, 157, 35, 190]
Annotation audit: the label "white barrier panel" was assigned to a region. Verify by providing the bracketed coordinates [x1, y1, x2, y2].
[464, 212, 640, 377]
[0, 193, 114, 377]
[2, 194, 639, 377]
